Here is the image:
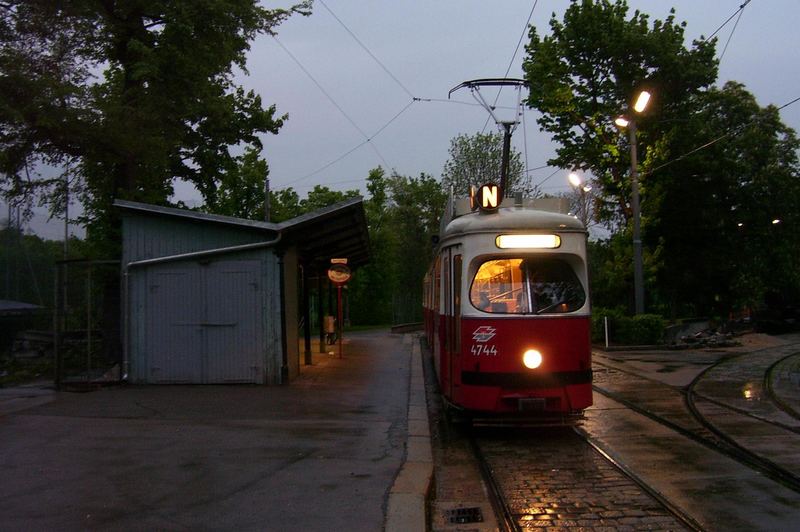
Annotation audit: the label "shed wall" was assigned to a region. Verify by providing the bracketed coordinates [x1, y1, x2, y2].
[127, 248, 283, 384]
[122, 213, 271, 266]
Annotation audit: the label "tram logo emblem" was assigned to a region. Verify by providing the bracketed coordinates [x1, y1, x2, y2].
[472, 326, 497, 343]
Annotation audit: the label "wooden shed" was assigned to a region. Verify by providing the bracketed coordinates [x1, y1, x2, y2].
[115, 198, 369, 385]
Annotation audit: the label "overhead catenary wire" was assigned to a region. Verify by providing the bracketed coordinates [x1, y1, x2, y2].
[273, 37, 366, 140]
[272, 36, 390, 171]
[281, 99, 417, 187]
[277, 2, 545, 193]
[718, 1, 749, 63]
[523, 163, 554, 175]
[778, 95, 800, 111]
[705, 0, 752, 41]
[284, 140, 369, 187]
[644, 93, 800, 177]
[274, 1, 432, 189]
[282, 2, 545, 192]
[481, 0, 539, 134]
[277, 93, 528, 188]
[417, 98, 520, 111]
[277, 2, 777, 199]
[318, 0, 416, 100]
[535, 167, 562, 188]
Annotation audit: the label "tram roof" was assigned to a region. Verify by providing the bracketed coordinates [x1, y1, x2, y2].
[442, 205, 585, 240]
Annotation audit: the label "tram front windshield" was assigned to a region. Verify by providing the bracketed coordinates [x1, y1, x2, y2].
[470, 257, 585, 314]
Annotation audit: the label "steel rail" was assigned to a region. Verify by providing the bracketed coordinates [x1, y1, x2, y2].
[764, 352, 800, 420]
[594, 356, 800, 434]
[592, 357, 800, 493]
[468, 432, 520, 532]
[573, 427, 704, 532]
[684, 357, 800, 493]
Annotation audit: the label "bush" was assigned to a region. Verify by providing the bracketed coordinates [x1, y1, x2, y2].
[592, 308, 665, 345]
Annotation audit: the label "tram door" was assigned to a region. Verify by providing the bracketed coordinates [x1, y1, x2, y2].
[442, 248, 462, 399]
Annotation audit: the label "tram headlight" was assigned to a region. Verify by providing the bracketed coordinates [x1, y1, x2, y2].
[522, 349, 543, 369]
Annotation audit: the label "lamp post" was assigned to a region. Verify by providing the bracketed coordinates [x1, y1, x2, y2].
[615, 90, 650, 315]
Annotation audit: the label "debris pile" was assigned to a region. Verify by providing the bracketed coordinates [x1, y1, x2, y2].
[671, 329, 740, 349]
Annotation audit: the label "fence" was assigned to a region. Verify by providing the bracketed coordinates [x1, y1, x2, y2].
[53, 259, 121, 389]
[392, 291, 422, 326]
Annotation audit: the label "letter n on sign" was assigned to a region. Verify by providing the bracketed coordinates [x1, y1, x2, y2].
[478, 183, 501, 212]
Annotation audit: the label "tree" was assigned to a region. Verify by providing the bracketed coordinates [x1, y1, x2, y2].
[587, 235, 633, 311]
[0, 226, 65, 306]
[645, 82, 800, 318]
[386, 172, 447, 323]
[441, 132, 535, 197]
[300, 184, 360, 213]
[0, 1, 309, 362]
[523, 0, 717, 227]
[348, 167, 394, 325]
[268, 187, 302, 223]
[348, 169, 447, 325]
[0, 0, 310, 255]
[203, 147, 268, 220]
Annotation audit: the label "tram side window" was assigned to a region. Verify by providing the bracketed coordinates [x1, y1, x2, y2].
[469, 257, 585, 314]
[433, 254, 442, 311]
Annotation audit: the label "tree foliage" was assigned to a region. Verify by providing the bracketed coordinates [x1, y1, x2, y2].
[0, 0, 310, 254]
[349, 168, 446, 325]
[525, 1, 800, 319]
[441, 132, 534, 197]
[645, 82, 800, 317]
[523, 0, 717, 226]
[203, 147, 268, 220]
[0, 226, 71, 306]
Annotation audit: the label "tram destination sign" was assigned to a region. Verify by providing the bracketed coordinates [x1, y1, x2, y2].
[470, 183, 502, 213]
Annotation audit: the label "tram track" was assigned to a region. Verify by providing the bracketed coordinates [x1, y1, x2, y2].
[468, 433, 519, 532]
[765, 353, 800, 419]
[593, 352, 800, 494]
[467, 424, 693, 531]
[575, 429, 703, 532]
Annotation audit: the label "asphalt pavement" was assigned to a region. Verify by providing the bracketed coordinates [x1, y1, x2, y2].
[0, 329, 431, 531]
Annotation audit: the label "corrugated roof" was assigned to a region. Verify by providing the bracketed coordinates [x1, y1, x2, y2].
[114, 198, 370, 268]
[114, 199, 281, 232]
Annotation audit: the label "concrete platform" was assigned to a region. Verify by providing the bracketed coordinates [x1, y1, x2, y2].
[0, 329, 432, 531]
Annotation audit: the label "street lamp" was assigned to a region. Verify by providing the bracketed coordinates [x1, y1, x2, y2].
[567, 171, 592, 228]
[616, 90, 651, 315]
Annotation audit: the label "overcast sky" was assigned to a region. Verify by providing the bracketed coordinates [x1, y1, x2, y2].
[7, 0, 800, 239]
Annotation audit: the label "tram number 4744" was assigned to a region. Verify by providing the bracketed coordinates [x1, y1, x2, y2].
[470, 344, 497, 356]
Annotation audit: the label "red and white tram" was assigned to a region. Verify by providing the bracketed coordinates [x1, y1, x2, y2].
[423, 187, 592, 418]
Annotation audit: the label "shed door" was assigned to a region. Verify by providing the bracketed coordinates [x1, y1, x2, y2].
[205, 262, 263, 383]
[145, 260, 264, 384]
[147, 268, 204, 383]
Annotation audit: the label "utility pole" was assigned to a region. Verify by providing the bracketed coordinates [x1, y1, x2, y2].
[63, 174, 69, 259]
[5, 202, 10, 298]
[264, 175, 271, 222]
[629, 121, 644, 315]
[499, 121, 513, 194]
